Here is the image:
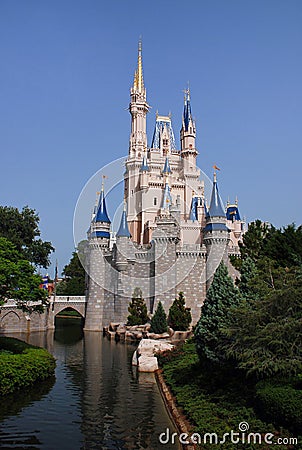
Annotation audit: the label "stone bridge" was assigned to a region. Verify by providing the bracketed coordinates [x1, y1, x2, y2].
[0, 296, 87, 334]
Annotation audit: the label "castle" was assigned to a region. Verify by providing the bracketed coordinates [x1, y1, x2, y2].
[84, 43, 244, 331]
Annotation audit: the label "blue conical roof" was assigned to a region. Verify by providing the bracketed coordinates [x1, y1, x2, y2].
[116, 208, 131, 238]
[161, 182, 172, 209]
[162, 157, 172, 174]
[183, 89, 193, 131]
[189, 197, 198, 221]
[94, 188, 111, 223]
[208, 176, 225, 217]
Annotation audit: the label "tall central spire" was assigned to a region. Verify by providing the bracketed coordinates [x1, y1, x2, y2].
[129, 39, 149, 157]
[133, 39, 145, 94]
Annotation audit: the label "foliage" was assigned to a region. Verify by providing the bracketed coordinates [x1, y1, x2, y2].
[195, 262, 241, 363]
[167, 292, 191, 331]
[235, 220, 302, 269]
[255, 381, 302, 434]
[56, 241, 87, 296]
[0, 237, 48, 312]
[150, 301, 168, 334]
[159, 342, 295, 450]
[0, 205, 54, 268]
[235, 256, 258, 301]
[127, 287, 149, 325]
[0, 337, 56, 396]
[221, 267, 302, 378]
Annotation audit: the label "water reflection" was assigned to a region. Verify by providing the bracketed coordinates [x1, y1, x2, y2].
[0, 319, 180, 449]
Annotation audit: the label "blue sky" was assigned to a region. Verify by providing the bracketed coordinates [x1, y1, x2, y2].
[0, 0, 301, 275]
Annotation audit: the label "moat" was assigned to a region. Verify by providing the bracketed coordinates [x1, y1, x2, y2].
[0, 318, 180, 449]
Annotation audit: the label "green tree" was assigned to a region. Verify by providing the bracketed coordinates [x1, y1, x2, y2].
[0, 206, 54, 268]
[127, 288, 149, 325]
[194, 262, 241, 363]
[236, 256, 258, 301]
[150, 301, 168, 334]
[56, 241, 87, 296]
[167, 292, 191, 331]
[0, 237, 48, 313]
[239, 219, 270, 263]
[221, 267, 302, 378]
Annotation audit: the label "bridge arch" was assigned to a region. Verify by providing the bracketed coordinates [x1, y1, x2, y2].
[55, 305, 85, 319]
[0, 310, 21, 331]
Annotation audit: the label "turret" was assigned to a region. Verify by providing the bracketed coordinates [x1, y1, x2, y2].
[89, 181, 111, 248]
[151, 114, 176, 155]
[115, 203, 132, 271]
[180, 88, 198, 167]
[129, 40, 149, 157]
[161, 157, 173, 214]
[226, 197, 245, 250]
[203, 171, 230, 288]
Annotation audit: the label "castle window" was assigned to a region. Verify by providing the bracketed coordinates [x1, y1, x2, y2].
[131, 189, 134, 196]
[163, 139, 168, 146]
[153, 197, 157, 206]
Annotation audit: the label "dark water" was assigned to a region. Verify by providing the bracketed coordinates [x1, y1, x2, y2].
[0, 319, 180, 449]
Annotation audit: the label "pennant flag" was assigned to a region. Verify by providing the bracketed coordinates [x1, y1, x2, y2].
[213, 164, 221, 171]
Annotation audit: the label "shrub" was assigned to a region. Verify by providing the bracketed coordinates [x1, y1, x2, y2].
[150, 301, 167, 334]
[0, 337, 56, 396]
[127, 287, 149, 325]
[167, 292, 191, 331]
[256, 381, 302, 433]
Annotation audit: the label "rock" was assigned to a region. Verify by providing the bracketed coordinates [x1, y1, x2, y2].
[138, 355, 158, 372]
[107, 330, 116, 339]
[132, 350, 139, 366]
[168, 327, 174, 336]
[137, 339, 173, 356]
[171, 330, 193, 341]
[109, 322, 120, 332]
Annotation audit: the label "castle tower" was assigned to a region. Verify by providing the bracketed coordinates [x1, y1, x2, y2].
[180, 88, 197, 164]
[112, 204, 134, 322]
[203, 171, 230, 289]
[226, 198, 245, 253]
[179, 89, 200, 219]
[125, 40, 150, 242]
[129, 40, 149, 157]
[84, 183, 112, 331]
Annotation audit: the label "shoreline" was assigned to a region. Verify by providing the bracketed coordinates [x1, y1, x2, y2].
[155, 369, 196, 450]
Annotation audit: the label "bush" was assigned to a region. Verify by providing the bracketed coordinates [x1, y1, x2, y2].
[256, 381, 302, 433]
[167, 292, 191, 331]
[150, 301, 167, 334]
[0, 337, 56, 396]
[127, 287, 149, 325]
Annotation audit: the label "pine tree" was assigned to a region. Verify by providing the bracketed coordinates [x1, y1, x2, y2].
[236, 256, 258, 301]
[127, 288, 149, 326]
[168, 292, 192, 331]
[195, 261, 241, 363]
[150, 301, 168, 334]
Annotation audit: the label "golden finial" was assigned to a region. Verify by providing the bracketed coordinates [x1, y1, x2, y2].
[133, 37, 144, 93]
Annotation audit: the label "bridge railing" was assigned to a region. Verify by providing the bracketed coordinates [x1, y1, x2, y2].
[50, 296, 86, 303]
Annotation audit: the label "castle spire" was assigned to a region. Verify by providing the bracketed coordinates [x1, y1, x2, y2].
[208, 171, 225, 217]
[116, 202, 131, 238]
[162, 156, 172, 175]
[183, 87, 193, 132]
[94, 180, 111, 223]
[133, 38, 144, 94]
